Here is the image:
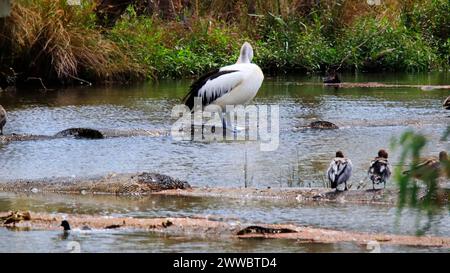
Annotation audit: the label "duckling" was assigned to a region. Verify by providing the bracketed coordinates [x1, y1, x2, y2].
[327, 151, 353, 191]
[443, 96, 450, 110]
[368, 149, 392, 189]
[403, 151, 448, 179]
[0, 105, 6, 135]
[1, 211, 31, 226]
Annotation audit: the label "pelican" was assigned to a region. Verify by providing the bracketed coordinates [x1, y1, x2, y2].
[327, 151, 353, 191]
[403, 151, 448, 179]
[0, 105, 6, 135]
[443, 96, 450, 110]
[368, 149, 391, 189]
[182, 42, 264, 124]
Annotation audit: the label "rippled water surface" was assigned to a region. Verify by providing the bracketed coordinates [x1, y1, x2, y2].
[0, 72, 449, 252]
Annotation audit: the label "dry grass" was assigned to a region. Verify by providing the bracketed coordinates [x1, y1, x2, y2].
[1, 0, 144, 83]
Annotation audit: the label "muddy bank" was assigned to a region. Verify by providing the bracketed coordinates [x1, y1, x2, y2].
[0, 172, 401, 204]
[0, 128, 168, 143]
[1, 211, 449, 248]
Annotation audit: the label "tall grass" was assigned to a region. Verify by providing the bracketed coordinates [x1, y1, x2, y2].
[0, 0, 144, 83]
[0, 0, 448, 83]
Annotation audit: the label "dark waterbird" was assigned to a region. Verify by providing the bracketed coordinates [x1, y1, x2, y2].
[368, 149, 392, 189]
[61, 220, 71, 231]
[323, 71, 341, 84]
[0, 105, 6, 135]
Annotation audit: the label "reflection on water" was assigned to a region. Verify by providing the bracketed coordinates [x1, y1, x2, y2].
[0, 72, 449, 252]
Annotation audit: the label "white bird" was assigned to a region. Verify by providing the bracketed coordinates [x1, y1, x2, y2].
[0, 105, 6, 135]
[368, 149, 391, 189]
[327, 151, 353, 191]
[182, 42, 264, 113]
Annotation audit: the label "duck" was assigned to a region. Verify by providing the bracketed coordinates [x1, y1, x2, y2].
[182, 42, 264, 128]
[0, 105, 6, 135]
[327, 151, 353, 191]
[368, 149, 392, 189]
[403, 151, 448, 179]
[1, 211, 31, 226]
[323, 71, 341, 84]
[60, 220, 71, 231]
[443, 96, 450, 110]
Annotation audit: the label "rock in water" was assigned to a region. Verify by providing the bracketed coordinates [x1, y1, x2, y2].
[0, 105, 6, 135]
[135, 172, 191, 191]
[310, 121, 339, 129]
[54, 128, 104, 139]
[237, 225, 296, 235]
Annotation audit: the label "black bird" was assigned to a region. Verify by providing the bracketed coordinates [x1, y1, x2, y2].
[60, 220, 71, 231]
[368, 149, 392, 189]
[323, 71, 341, 84]
[0, 67, 16, 90]
[0, 105, 6, 135]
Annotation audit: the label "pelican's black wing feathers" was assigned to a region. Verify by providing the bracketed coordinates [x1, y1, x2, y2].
[182, 69, 239, 109]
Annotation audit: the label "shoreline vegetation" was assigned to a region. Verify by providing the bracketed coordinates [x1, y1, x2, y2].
[0, 0, 449, 87]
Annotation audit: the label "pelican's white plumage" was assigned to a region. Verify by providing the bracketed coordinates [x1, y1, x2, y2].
[183, 42, 264, 110]
[327, 151, 353, 191]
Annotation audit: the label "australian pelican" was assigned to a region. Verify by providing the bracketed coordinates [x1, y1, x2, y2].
[327, 151, 353, 191]
[0, 105, 6, 135]
[368, 149, 391, 189]
[443, 96, 450, 110]
[182, 42, 264, 127]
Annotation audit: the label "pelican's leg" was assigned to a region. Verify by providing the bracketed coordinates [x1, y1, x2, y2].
[344, 182, 348, 191]
[373, 182, 375, 190]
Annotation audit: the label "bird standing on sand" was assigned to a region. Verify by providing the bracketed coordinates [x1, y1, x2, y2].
[327, 151, 353, 191]
[0, 105, 6, 135]
[182, 42, 264, 123]
[443, 96, 450, 110]
[403, 151, 448, 179]
[368, 149, 391, 189]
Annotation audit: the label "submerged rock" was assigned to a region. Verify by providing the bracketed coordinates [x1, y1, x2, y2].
[54, 128, 104, 139]
[134, 172, 191, 191]
[237, 225, 297, 235]
[309, 120, 339, 129]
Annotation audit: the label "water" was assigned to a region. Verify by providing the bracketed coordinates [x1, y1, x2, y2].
[0, 72, 449, 252]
